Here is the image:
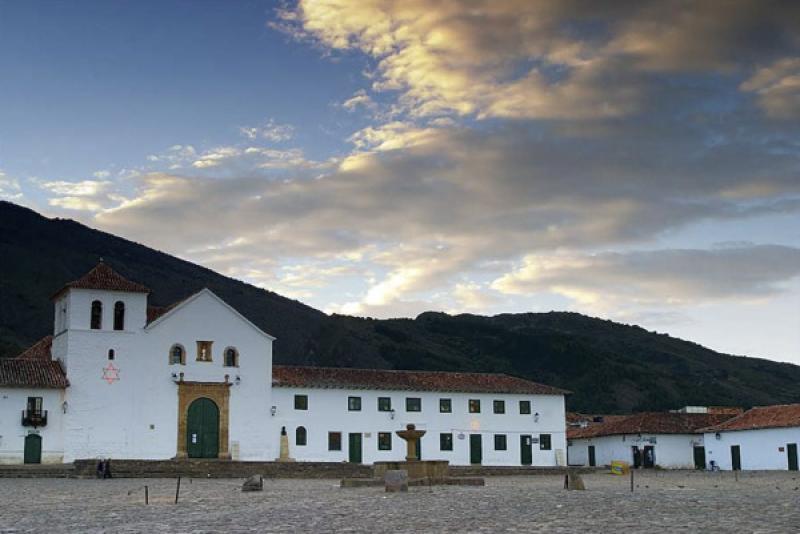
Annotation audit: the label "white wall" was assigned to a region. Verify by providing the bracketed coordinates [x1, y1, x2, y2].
[271, 388, 566, 466]
[569, 433, 703, 469]
[704, 427, 800, 471]
[0, 388, 65, 464]
[61, 289, 274, 462]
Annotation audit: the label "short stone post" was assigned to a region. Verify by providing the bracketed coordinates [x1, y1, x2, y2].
[384, 470, 409, 492]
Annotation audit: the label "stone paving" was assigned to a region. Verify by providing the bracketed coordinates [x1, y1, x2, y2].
[0, 471, 799, 533]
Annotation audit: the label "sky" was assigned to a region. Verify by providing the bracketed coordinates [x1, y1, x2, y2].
[1, 1, 799, 363]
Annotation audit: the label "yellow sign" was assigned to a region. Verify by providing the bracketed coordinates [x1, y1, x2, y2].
[610, 460, 630, 475]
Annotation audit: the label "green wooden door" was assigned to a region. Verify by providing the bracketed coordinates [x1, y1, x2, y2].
[694, 446, 706, 470]
[588, 445, 596, 467]
[520, 435, 532, 465]
[348, 433, 362, 463]
[731, 445, 741, 471]
[788, 443, 798, 471]
[187, 398, 219, 459]
[24, 434, 42, 464]
[469, 434, 482, 464]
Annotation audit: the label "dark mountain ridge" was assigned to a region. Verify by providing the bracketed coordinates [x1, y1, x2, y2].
[2, 200, 799, 413]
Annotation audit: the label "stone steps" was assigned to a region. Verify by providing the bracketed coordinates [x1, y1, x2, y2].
[0, 464, 76, 478]
[72, 459, 374, 479]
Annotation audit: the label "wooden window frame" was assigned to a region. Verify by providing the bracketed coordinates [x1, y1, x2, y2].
[493, 400, 505, 414]
[494, 434, 507, 451]
[223, 347, 239, 368]
[539, 433, 552, 450]
[377, 432, 392, 451]
[519, 400, 532, 415]
[113, 301, 125, 331]
[377, 397, 392, 412]
[469, 399, 481, 413]
[296, 426, 307, 446]
[294, 394, 308, 411]
[169, 344, 186, 365]
[90, 300, 102, 330]
[348, 396, 362, 411]
[328, 431, 342, 451]
[405, 397, 421, 412]
[439, 398, 452, 413]
[440, 433, 453, 451]
[196, 340, 213, 362]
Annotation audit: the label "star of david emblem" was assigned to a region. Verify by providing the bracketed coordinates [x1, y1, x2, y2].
[102, 363, 120, 384]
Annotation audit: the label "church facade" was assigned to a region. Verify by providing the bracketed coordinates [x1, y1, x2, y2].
[0, 264, 568, 466]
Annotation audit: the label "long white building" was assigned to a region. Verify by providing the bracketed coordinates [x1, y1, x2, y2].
[702, 404, 800, 471]
[0, 263, 568, 466]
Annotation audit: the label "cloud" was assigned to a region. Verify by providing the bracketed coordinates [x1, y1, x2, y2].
[278, 0, 800, 120]
[491, 245, 800, 307]
[0, 170, 22, 200]
[741, 57, 800, 119]
[90, 119, 800, 315]
[39, 179, 114, 212]
[239, 118, 294, 142]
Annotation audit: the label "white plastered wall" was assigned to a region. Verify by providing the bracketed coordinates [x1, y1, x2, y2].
[0, 387, 65, 464]
[568, 433, 704, 468]
[703, 427, 800, 470]
[271, 388, 566, 466]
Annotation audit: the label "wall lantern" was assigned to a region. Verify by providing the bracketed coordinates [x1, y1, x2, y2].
[61, 401, 68, 414]
[715, 432, 721, 440]
[235, 375, 241, 385]
[533, 412, 540, 423]
[270, 406, 277, 417]
[389, 409, 396, 420]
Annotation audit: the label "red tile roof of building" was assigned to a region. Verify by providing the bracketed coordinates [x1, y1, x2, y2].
[15, 335, 53, 361]
[0, 359, 68, 388]
[51, 262, 150, 300]
[272, 365, 569, 395]
[701, 404, 800, 433]
[567, 412, 735, 439]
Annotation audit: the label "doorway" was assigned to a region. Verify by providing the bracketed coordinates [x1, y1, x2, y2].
[631, 446, 641, 468]
[187, 398, 219, 458]
[470, 434, 482, 464]
[787, 443, 798, 471]
[348, 433, 362, 463]
[520, 435, 532, 465]
[24, 434, 42, 464]
[731, 445, 741, 471]
[693, 446, 706, 470]
[588, 445, 596, 467]
[643, 445, 655, 468]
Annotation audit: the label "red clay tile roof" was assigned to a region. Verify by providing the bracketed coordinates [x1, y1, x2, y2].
[15, 335, 53, 361]
[701, 404, 800, 433]
[51, 263, 150, 300]
[0, 359, 68, 388]
[568, 412, 735, 439]
[272, 365, 569, 395]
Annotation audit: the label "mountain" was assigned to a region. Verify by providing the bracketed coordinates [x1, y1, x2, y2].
[2, 200, 799, 413]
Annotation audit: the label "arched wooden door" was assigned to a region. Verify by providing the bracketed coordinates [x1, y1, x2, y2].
[24, 434, 42, 464]
[186, 398, 219, 458]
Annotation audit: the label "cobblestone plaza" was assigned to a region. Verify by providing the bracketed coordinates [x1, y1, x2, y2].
[1, 471, 799, 533]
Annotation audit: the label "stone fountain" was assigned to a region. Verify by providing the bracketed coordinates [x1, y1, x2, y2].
[372, 424, 449, 482]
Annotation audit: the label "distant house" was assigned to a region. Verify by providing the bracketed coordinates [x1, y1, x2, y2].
[568, 411, 735, 469]
[701, 404, 800, 471]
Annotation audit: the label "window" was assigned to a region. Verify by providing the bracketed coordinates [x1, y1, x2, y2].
[294, 394, 308, 410]
[378, 397, 392, 412]
[224, 347, 238, 367]
[27, 397, 43, 415]
[519, 400, 531, 415]
[469, 399, 481, 413]
[107, 349, 115, 361]
[440, 433, 453, 451]
[348, 396, 362, 411]
[169, 344, 185, 365]
[493, 400, 505, 414]
[539, 434, 552, 450]
[90, 300, 102, 330]
[196, 340, 213, 362]
[328, 432, 342, 451]
[378, 432, 392, 451]
[439, 398, 452, 413]
[113, 301, 125, 331]
[495, 434, 507, 451]
[406, 397, 421, 412]
[296, 426, 307, 446]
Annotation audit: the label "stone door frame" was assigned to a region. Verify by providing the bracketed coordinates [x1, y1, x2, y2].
[176, 382, 231, 459]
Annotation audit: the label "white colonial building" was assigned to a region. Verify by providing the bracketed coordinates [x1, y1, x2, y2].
[567, 411, 735, 469]
[702, 404, 800, 471]
[0, 263, 568, 466]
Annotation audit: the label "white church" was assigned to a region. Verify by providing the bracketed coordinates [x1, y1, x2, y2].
[0, 263, 568, 466]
